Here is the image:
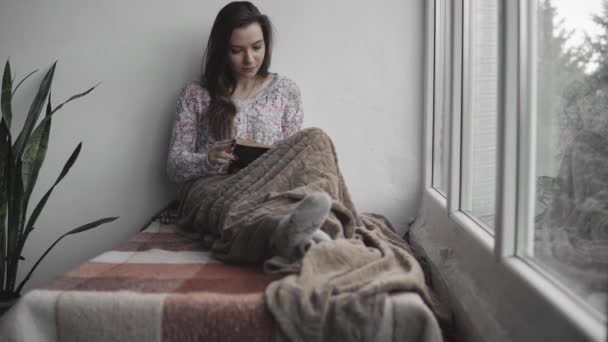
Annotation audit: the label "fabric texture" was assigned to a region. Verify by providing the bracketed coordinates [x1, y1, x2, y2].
[0, 221, 442, 342]
[0, 222, 282, 342]
[167, 74, 304, 182]
[178, 127, 446, 342]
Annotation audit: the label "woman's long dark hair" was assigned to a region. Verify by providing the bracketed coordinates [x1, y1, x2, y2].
[201, 1, 273, 140]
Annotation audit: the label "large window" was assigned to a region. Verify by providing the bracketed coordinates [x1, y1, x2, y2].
[427, 0, 607, 339]
[530, 0, 608, 318]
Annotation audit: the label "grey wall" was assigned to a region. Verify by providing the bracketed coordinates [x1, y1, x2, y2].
[0, 0, 425, 292]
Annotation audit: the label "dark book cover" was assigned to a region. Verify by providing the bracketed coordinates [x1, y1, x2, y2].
[227, 140, 272, 174]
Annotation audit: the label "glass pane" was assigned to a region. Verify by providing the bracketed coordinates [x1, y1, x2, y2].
[461, 0, 499, 231]
[432, 0, 450, 195]
[432, 79, 450, 195]
[533, 0, 607, 316]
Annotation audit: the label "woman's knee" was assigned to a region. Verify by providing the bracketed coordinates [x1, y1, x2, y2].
[299, 127, 333, 144]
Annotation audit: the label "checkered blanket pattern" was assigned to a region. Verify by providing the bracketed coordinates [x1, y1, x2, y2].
[0, 222, 282, 342]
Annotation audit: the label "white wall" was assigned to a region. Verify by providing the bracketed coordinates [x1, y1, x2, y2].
[0, 0, 426, 292]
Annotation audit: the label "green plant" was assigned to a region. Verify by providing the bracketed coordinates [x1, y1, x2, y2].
[0, 60, 118, 300]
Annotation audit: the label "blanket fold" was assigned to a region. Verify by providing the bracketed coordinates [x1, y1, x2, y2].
[178, 127, 445, 342]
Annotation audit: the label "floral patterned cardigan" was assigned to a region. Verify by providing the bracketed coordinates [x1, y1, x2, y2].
[167, 74, 303, 182]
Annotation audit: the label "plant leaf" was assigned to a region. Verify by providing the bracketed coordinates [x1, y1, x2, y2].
[0, 117, 7, 286]
[0, 116, 14, 290]
[66, 217, 119, 235]
[11, 69, 38, 98]
[56, 142, 81, 183]
[0, 118, 11, 265]
[0, 213, 5, 288]
[19, 143, 82, 253]
[18, 82, 99, 140]
[21, 93, 52, 208]
[15, 216, 118, 294]
[13, 62, 55, 161]
[51, 82, 100, 115]
[1, 60, 13, 128]
[0, 117, 11, 214]
[5, 158, 24, 291]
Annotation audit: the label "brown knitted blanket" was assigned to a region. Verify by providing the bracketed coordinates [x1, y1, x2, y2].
[178, 128, 444, 342]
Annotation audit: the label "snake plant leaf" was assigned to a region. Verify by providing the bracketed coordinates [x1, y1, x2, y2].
[0, 117, 19, 292]
[13, 62, 55, 161]
[6, 158, 24, 291]
[21, 93, 52, 208]
[0, 120, 11, 253]
[50, 82, 100, 115]
[0, 117, 10, 288]
[15, 216, 118, 294]
[19, 143, 82, 251]
[0, 117, 10, 215]
[65, 217, 119, 235]
[1, 61, 13, 128]
[0, 216, 5, 287]
[23, 83, 99, 135]
[12, 69, 38, 98]
[5, 106, 24, 291]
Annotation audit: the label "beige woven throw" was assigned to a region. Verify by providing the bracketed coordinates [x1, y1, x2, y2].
[178, 128, 446, 342]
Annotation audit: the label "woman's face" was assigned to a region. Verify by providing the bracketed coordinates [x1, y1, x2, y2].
[228, 22, 266, 80]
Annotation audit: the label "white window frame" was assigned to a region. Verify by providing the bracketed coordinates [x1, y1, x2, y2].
[419, 0, 607, 340]
[429, 0, 452, 198]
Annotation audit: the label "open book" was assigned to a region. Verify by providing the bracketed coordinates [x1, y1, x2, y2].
[227, 139, 273, 174]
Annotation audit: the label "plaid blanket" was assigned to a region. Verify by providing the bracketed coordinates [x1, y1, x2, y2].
[0, 222, 282, 342]
[0, 220, 443, 342]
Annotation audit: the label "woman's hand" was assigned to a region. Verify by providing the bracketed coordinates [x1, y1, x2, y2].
[207, 139, 236, 169]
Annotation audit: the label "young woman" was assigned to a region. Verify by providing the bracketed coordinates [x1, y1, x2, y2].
[167, 2, 441, 341]
[167, 1, 302, 180]
[165, 2, 420, 277]
[165, 6, 443, 337]
[167, 1, 333, 266]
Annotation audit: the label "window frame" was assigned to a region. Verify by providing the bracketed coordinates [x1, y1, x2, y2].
[430, 0, 451, 197]
[459, 0, 500, 234]
[422, 0, 607, 340]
